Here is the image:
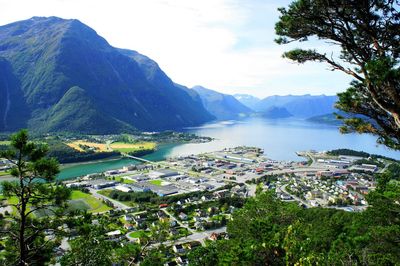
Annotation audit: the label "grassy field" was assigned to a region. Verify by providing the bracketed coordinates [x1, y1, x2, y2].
[109, 142, 156, 153]
[107, 176, 135, 184]
[69, 190, 112, 213]
[67, 200, 91, 212]
[0, 195, 18, 205]
[149, 179, 163, 186]
[66, 140, 156, 154]
[66, 141, 110, 152]
[0, 171, 10, 177]
[97, 189, 113, 198]
[128, 230, 149, 238]
[0, 141, 10, 145]
[1, 195, 31, 215]
[1, 191, 111, 215]
[1, 195, 54, 218]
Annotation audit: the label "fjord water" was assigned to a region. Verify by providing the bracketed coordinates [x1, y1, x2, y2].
[174, 118, 400, 161]
[58, 118, 400, 180]
[57, 143, 180, 180]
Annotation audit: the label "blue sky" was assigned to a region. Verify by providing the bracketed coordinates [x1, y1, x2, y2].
[0, 0, 352, 98]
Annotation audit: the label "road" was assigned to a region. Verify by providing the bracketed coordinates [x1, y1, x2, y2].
[89, 188, 130, 210]
[162, 208, 195, 234]
[172, 226, 227, 245]
[279, 184, 312, 208]
[150, 226, 227, 248]
[128, 208, 227, 247]
[247, 184, 257, 197]
[268, 166, 328, 175]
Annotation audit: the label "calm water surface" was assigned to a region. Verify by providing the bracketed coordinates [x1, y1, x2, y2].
[58, 118, 400, 180]
[173, 118, 400, 161]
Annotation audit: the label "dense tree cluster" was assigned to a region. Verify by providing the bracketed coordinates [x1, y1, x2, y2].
[327, 148, 397, 161]
[189, 179, 400, 265]
[60, 226, 141, 266]
[109, 190, 158, 203]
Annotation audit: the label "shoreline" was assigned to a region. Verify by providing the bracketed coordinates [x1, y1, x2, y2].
[59, 139, 204, 169]
[0, 157, 127, 182]
[1, 139, 211, 182]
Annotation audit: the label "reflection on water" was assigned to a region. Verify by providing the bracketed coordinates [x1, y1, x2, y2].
[168, 117, 399, 161]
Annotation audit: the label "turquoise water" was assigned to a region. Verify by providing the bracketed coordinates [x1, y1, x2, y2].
[58, 118, 400, 180]
[57, 158, 137, 181]
[57, 143, 181, 180]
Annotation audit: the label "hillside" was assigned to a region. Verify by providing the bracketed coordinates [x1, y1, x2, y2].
[192, 86, 253, 120]
[0, 17, 214, 133]
[0, 58, 29, 131]
[261, 106, 292, 119]
[307, 113, 343, 126]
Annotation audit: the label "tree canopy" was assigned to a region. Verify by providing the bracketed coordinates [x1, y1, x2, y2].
[0, 130, 70, 265]
[275, 0, 400, 149]
[188, 188, 400, 265]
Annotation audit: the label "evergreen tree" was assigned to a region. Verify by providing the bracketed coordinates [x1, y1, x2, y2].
[275, 0, 400, 149]
[0, 130, 70, 265]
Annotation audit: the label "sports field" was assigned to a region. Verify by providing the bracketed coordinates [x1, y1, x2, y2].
[68, 190, 112, 213]
[149, 179, 163, 186]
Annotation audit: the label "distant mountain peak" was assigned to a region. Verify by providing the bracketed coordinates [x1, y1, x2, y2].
[234, 93, 261, 110]
[254, 94, 338, 118]
[193, 86, 253, 120]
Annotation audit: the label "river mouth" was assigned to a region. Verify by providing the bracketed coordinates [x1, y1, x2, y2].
[57, 143, 182, 180]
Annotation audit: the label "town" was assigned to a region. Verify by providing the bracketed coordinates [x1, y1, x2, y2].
[9, 145, 383, 264]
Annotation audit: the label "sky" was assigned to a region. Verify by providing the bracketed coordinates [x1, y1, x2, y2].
[0, 0, 353, 98]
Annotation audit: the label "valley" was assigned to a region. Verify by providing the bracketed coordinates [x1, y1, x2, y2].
[0, 2, 398, 263]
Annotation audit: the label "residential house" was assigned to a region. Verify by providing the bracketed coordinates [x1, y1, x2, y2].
[173, 244, 185, 254]
[179, 212, 188, 221]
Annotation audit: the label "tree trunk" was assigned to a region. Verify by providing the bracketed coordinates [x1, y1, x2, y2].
[19, 167, 27, 266]
[19, 203, 26, 266]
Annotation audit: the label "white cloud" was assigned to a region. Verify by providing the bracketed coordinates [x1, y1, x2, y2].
[0, 0, 352, 98]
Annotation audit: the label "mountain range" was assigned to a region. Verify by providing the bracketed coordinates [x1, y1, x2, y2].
[192, 86, 252, 120]
[233, 94, 261, 111]
[234, 94, 338, 119]
[0, 16, 341, 134]
[0, 17, 214, 133]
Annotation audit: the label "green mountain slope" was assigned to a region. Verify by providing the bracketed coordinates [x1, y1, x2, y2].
[0, 57, 29, 131]
[0, 17, 213, 133]
[28, 86, 135, 134]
